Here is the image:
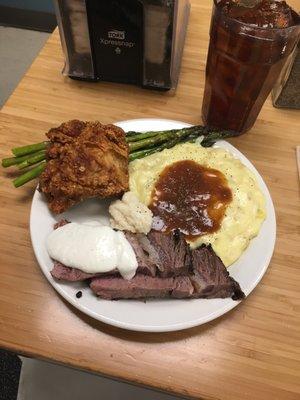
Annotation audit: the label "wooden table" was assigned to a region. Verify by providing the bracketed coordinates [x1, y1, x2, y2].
[1, 1, 299, 399]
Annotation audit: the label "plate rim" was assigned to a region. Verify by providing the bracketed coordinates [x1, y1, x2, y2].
[30, 118, 276, 332]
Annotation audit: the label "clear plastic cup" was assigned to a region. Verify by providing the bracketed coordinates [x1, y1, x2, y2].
[202, 0, 300, 134]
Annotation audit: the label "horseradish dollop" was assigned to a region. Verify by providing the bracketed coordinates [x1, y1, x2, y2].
[47, 222, 138, 280]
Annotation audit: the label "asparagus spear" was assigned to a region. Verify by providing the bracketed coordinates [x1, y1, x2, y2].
[18, 150, 47, 170]
[13, 161, 46, 188]
[126, 125, 207, 142]
[129, 128, 236, 159]
[12, 141, 48, 157]
[128, 133, 172, 152]
[126, 130, 166, 142]
[129, 147, 158, 161]
[126, 128, 184, 142]
[2, 150, 45, 168]
[129, 135, 186, 161]
[200, 130, 236, 147]
[128, 126, 200, 152]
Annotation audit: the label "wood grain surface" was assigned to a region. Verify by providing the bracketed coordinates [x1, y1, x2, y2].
[0, 1, 300, 399]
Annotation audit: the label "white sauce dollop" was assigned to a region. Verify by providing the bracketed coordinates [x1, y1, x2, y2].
[46, 222, 138, 280]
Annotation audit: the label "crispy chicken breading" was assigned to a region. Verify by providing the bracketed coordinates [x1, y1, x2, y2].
[39, 120, 129, 214]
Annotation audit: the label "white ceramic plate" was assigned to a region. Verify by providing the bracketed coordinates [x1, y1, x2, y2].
[30, 118, 276, 332]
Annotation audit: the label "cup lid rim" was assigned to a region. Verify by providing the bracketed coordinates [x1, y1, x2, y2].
[213, 0, 300, 32]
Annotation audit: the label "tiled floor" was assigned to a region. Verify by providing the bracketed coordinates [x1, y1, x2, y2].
[17, 357, 182, 400]
[0, 26, 184, 400]
[0, 26, 49, 108]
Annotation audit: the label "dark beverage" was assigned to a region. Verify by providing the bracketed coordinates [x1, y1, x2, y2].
[202, 0, 300, 134]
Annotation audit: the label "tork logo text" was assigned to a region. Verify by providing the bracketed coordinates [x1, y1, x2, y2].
[100, 29, 135, 48]
[108, 30, 125, 40]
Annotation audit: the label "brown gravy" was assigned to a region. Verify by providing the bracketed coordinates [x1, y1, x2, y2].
[149, 160, 232, 240]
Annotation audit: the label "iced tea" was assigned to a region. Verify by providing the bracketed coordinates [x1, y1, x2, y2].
[202, 0, 300, 134]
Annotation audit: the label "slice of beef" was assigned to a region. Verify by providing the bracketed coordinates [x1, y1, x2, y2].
[50, 250, 159, 282]
[90, 274, 194, 300]
[51, 220, 244, 301]
[136, 234, 163, 271]
[89, 243, 245, 301]
[50, 261, 156, 282]
[171, 276, 195, 299]
[51, 262, 97, 281]
[51, 221, 160, 279]
[189, 244, 245, 300]
[51, 223, 187, 279]
[50, 261, 120, 281]
[124, 232, 160, 277]
[147, 230, 190, 277]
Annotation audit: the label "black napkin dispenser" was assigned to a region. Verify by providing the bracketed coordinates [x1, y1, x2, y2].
[54, 0, 190, 91]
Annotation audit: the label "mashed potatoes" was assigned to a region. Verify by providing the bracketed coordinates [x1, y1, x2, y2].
[129, 143, 266, 266]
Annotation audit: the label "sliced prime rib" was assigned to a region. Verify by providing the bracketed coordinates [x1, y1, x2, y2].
[50, 229, 190, 281]
[89, 244, 245, 300]
[190, 245, 245, 300]
[147, 230, 191, 277]
[50, 260, 157, 281]
[90, 275, 194, 300]
[51, 261, 111, 282]
[50, 219, 245, 301]
[51, 220, 160, 280]
[124, 232, 160, 277]
[51, 261, 96, 281]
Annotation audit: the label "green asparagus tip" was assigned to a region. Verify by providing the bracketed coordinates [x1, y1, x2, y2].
[2, 150, 45, 168]
[13, 161, 46, 188]
[12, 141, 49, 157]
[2, 156, 18, 168]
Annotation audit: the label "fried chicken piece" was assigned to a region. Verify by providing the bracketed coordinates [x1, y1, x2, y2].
[39, 120, 129, 214]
